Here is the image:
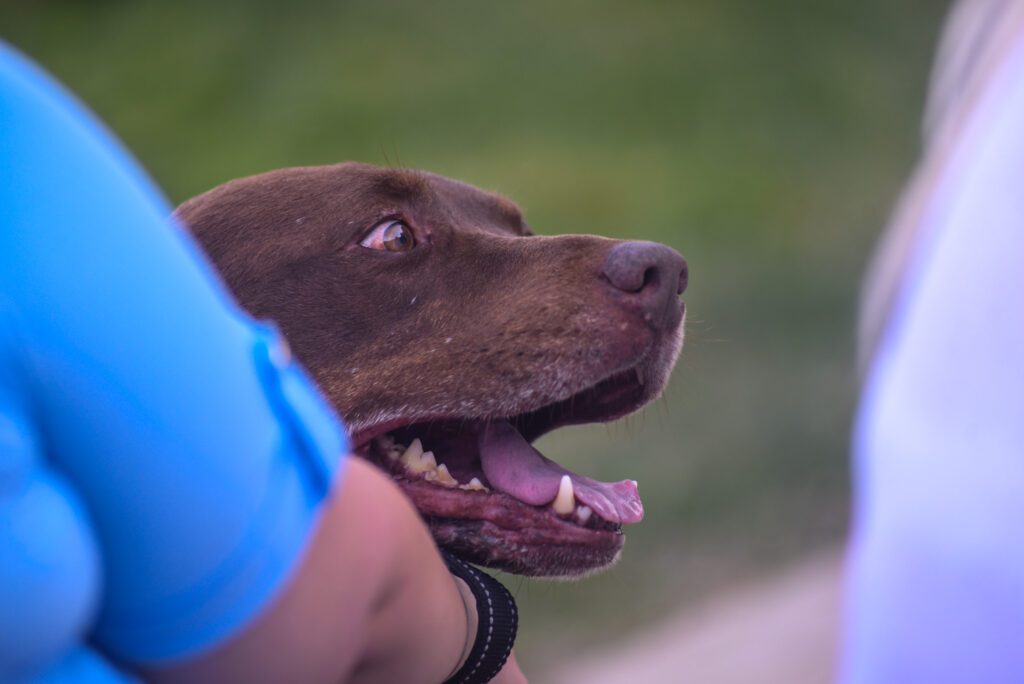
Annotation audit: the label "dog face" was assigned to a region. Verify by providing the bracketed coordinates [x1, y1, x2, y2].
[177, 162, 687, 577]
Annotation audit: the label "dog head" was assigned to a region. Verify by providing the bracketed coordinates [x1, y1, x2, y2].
[177, 162, 687, 577]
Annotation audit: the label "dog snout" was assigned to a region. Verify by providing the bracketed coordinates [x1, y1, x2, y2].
[602, 241, 688, 327]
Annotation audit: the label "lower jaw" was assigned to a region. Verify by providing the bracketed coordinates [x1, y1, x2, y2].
[429, 518, 624, 577]
[398, 478, 626, 577]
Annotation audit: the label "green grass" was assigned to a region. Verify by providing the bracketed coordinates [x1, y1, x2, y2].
[3, 0, 947, 671]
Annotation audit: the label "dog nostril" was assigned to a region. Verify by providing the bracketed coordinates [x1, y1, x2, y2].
[642, 266, 659, 291]
[677, 259, 689, 295]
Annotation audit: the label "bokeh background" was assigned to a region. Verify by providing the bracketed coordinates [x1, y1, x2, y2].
[3, 0, 948, 676]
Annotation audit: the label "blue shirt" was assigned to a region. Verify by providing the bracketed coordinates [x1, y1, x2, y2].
[1, 43, 347, 682]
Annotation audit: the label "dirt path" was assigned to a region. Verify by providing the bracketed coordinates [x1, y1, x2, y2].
[544, 549, 844, 684]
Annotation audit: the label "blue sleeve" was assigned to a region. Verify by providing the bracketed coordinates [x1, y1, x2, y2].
[0, 42, 348, 680]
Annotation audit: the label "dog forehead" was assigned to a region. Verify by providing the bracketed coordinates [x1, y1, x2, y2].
[337, 166, 528, 237]
[417, 172, 529, 237]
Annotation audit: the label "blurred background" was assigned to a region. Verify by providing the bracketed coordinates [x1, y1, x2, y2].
[3, 1, 948, 679]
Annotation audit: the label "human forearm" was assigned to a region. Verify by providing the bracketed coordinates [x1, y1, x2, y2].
[147, 458, 472, 683]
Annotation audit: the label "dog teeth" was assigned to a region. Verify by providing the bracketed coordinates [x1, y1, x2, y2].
[405, 438, 424, 460]
[423, 465, 456, 487]
[575, 505, 593, 525]
[393, 436, 490, 492]
[552, 475, 575, 516]
[434, 464, 457, 487]
[460, 477, 488, 492]
[396, 439, 461, 488]
[422, 450, 438, 470]
[375, 434, 405, 461]
[635, 366, 645, 386]
[402, 439, 433, 473]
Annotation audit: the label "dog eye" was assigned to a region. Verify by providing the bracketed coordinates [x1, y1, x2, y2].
[360, 219, 416, 252]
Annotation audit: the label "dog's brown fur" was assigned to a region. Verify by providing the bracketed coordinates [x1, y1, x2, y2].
[176, 162, 686, 577]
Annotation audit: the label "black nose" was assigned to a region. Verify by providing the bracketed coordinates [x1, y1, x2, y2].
[602, 241, 688, 327]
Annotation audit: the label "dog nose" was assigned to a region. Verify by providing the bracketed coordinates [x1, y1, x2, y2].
[602, 241, 688, 326]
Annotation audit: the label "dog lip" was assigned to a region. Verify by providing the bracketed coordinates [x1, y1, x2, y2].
[412, 487, 626, 577]
[398, 474, 623, 532]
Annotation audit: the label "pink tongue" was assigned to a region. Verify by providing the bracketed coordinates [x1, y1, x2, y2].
[477, 421, 644, 525]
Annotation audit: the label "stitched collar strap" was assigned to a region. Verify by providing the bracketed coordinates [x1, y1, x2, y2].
[440, 551, 518, 684]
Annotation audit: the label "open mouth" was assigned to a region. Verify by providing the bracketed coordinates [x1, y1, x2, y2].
[352, 365, 651, 577]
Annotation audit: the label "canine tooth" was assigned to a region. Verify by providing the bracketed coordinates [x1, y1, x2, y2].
[635, 366, 645, 386]
[435, 464, 457, 486]
[552, 475, 575, 515]
[460, 477, 488, 492]
[576, 505, 593, 525]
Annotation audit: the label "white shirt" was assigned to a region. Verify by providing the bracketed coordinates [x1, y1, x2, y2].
[843, 7, 1024, 682]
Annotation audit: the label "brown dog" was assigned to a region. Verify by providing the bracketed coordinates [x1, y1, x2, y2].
[176, 162, 687, 578]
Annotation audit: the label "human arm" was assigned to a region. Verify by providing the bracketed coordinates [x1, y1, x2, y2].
[148, 458, 525, 684]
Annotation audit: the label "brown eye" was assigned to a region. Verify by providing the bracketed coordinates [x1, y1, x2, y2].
[361, 219, 416, 252]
